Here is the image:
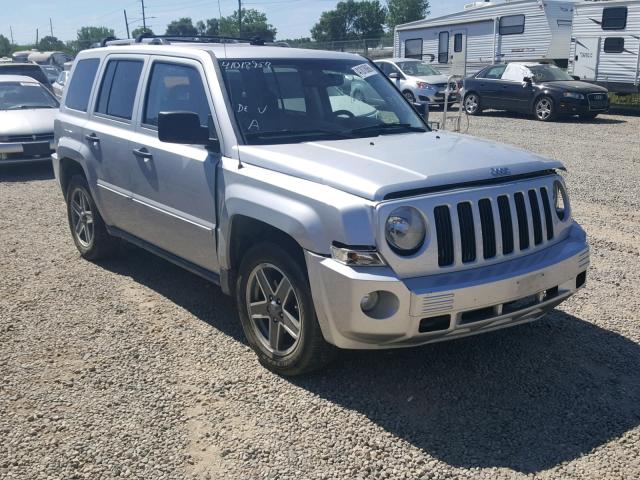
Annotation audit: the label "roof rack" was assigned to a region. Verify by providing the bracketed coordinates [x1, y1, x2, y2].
[100, 33, 272, 48]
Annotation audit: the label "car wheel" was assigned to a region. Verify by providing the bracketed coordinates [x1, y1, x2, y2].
[236, 242, 335, 376]
[66, 174, 119, 260]
[464, 93, 481, 115]
[534, 96, 556, 122]
[403, 90, 416, 103]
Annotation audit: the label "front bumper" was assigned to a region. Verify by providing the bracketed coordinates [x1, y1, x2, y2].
[0, 140, 55, 166]
[416, 88, 458, 106]
[557, 96, 609, 115]
[306, 223, 589, 349]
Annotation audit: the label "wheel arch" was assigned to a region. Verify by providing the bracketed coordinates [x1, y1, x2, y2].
[59, 157, 89, 200]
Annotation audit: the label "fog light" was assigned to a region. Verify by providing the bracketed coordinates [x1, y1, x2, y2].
[360, 292, 380, 312]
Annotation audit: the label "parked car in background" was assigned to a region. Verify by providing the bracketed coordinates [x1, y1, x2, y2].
[0, 75, 58, 166]
[41, 65, 62, 84]
[374, 58, 458, 108]
[0, 63, 52, 91]
[54, 40, 588, 375]
[463, 62, 610, 121]
[52, 70, 70, 99]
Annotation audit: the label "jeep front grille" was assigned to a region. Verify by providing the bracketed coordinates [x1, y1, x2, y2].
[434, 187, 555, 267]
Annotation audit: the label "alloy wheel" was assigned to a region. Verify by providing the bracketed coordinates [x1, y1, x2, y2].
[245, 263, 301, 356]
[70, 188, 94, 248]
[536, 98, 552, 120]
[465, 94, 479, 114]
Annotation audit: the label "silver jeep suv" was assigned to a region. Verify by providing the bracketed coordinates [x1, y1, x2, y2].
[53, 38, 589, 375]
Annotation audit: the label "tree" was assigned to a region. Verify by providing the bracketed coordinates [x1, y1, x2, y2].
[131, 27, 154, 38]
[0, 34, 10, 57]
[77, 26, 115, 50]
[311, 1, 386, 42]
[386, 0, 430, 30]
[165, 17, 198, 36]
[38, 35, 66, 51]
[196, 18, 219, 36]
[218, 9, 277, 41]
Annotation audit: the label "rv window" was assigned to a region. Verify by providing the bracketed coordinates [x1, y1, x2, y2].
[454, 34, 463, 53]
[499, 15, 525, 35]
[602, 7, 627, 30]
[405, 39, 423, 60]
[603, 37, 625, 53]
[438, 32, 449, 63]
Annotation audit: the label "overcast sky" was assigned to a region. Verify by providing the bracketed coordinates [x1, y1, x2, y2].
[3, 0, 474, 44]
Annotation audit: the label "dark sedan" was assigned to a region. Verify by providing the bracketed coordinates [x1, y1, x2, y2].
[463, 63, 609, 121]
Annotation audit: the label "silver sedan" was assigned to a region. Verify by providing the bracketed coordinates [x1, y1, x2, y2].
[0, 75, 58, 166]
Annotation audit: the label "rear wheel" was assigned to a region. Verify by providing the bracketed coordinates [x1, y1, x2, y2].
[66, 174, 119, 260]
[236, 242, 335, 376]
[403, 90, 416, 103]
[534, 96, 556, 122]
[464, 93, 481, 115]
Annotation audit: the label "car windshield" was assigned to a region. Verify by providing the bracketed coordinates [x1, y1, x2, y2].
[529, 65, 574, 82]
[218, 58, 427, 145]
[396, 61, 441, 76]
[0, 82, 59, 110]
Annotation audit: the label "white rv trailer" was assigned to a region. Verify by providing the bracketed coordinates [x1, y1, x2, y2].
[393, 0, 576, 77]
[569, 0, 640, 93]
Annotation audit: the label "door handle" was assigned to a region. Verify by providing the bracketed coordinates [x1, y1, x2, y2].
[132, 147, 153, 161]
[84, 133, 100, 144]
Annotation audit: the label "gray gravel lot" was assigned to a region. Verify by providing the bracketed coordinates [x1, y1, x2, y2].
[1, 112, 639, 480]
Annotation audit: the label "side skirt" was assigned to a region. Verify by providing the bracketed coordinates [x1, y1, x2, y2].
[106, 225, 221, 286]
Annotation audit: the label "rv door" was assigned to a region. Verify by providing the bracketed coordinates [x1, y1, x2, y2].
[573, 37, 600, 81]
[451, 30, 467, 77]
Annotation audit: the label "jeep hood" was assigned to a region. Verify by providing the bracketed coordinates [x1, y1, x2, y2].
[237, 131, 564, 201]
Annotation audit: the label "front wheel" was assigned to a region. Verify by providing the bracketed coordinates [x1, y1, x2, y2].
[534, 96, 556, 122]
[403, 90, 416, 103]
[464, 93, 481, 115]
[236, 243, 335, 376]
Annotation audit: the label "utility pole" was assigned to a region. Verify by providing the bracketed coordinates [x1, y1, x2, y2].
[49, 17, 54, 37]
[9, 26, 14, 44]
[141, 0, 147, 31]
[238, 0, 242, 36]
[124, 10, 130, 38]
[35, 28, 39, 47]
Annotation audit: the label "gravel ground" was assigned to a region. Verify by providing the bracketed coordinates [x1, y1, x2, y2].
[1, 112, 639, 480]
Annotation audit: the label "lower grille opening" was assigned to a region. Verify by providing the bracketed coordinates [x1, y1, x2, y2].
[503, 294, 538, 314]
[544, 286, 559, 300]
[460, 306, 495, 324]
[419, 315, 451, 333]
[576, 271, 587, 288]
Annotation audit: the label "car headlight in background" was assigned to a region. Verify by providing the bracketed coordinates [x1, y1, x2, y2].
[563, 92, 584, 100]
[416, 81, 434, 90]
[385, 206, 426, 255]
[553, 180, 569, 221]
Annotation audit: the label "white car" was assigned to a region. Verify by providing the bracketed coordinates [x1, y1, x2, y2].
[52, 70, 70, 100]
[0, 75, 58, 166]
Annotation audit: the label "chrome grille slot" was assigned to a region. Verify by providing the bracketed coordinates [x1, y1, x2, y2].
[478, 198, 496, 259]
[528, 189, 543, 245]
[514, 192, 529, 250]
[434, 205, 454, 266]
[457, 202, 476, 263]
[540, 187, 554, 241]
[497, 195, 514, 255]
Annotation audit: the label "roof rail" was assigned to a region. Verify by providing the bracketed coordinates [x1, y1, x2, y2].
[133, 32, 266, 45]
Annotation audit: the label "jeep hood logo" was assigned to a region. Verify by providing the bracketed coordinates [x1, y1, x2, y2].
[491, 167, 512, 177]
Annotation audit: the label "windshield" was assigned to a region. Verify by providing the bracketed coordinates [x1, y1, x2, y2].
[0, 82, 59, 110]
[218, 58, 427, 145]
[396, 61, 441, 77]
[529, 65, 574, 82]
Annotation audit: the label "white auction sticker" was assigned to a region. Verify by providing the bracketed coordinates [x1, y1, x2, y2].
[351, 63, 378, 79]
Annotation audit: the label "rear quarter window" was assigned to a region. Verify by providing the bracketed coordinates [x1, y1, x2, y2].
[65, 58, 100, 112]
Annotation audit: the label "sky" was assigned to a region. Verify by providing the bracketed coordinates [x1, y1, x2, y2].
[1, 0, 473, 45]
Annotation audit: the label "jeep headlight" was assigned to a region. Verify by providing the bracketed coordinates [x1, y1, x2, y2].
[563, 92, 584, 100]
[385, 206, 426, 255]
[553, 180, 568, 221]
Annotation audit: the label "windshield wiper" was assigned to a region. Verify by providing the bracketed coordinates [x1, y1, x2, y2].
[348, 123, 426, 137]
[245, 129, 352, 141]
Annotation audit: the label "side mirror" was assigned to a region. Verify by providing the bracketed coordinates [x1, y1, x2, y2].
[388, 72, 401, 80]
[158, 112, 219, 150]
[571, 75, 580, 81]
[523, 77, 533, 85]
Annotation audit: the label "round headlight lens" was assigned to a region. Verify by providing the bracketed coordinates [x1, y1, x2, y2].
[385, 206, 426, 254]
[553, 180, 568, 221]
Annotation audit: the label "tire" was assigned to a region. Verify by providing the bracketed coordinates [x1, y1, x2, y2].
[464, 93, 481, 115]
[236, 242, 335, 376]
[66, 174, 119, 260]
[580, 112, 599, 120]
[534, 96, 556, 122]
[403, 90, 416, 103]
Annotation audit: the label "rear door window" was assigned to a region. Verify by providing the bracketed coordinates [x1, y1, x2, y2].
[64, 58, 100, 111]
[95, 59, 143, 120]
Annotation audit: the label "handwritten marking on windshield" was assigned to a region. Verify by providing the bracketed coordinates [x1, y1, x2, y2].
[221, 61, 272, 70]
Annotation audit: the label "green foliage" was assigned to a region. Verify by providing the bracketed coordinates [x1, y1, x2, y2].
[0, 34, 11, 57]
[165, 17, 198, 36]
[131, 27, 154, 38]
[196, 18, 219, 36]
[386, 0, 430, 29]
[76, 26, 115, 50]
[311, 0, 386, 42]
[218, 9, 277, 41]
[38, 35, 66, 51]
